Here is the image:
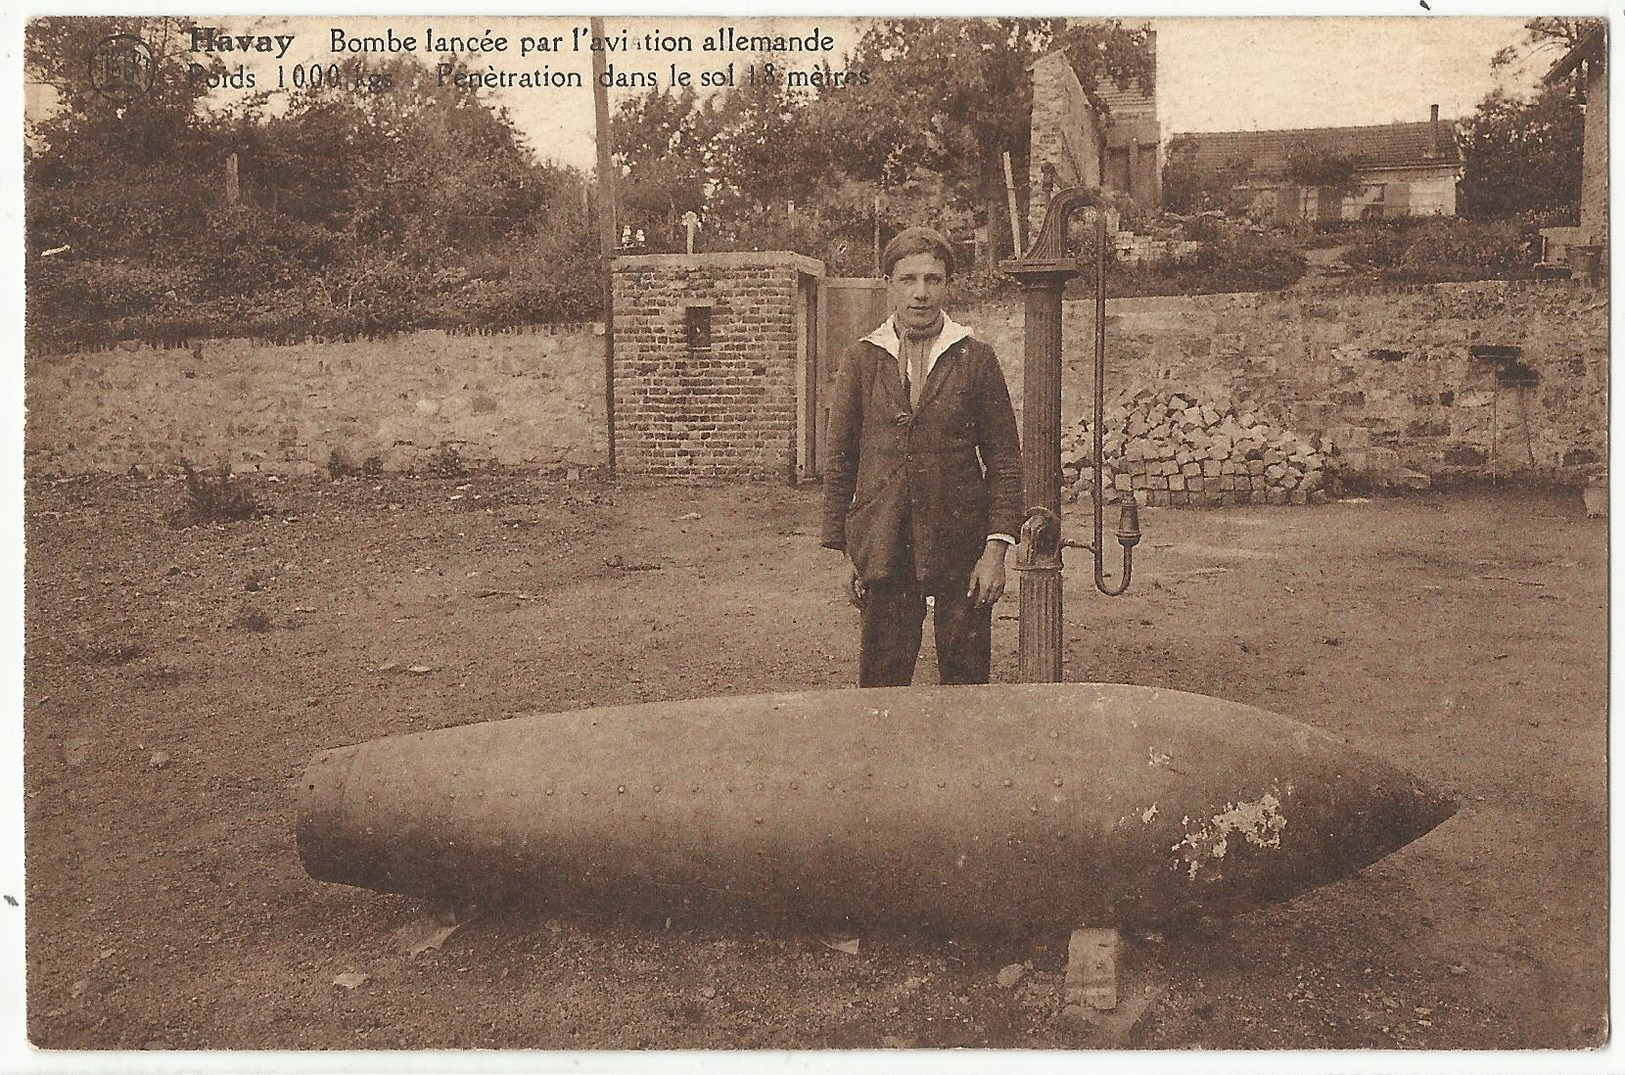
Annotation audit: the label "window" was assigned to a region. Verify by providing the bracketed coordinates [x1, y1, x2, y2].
[685, 305, 712, 351]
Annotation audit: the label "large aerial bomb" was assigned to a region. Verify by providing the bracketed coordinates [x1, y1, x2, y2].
[297, 683, 1455, 931]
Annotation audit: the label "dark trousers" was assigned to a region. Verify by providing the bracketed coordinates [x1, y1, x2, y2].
[859, 576, 993, 687]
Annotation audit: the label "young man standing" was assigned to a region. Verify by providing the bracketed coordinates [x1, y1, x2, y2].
[820, 226, 1024, 687]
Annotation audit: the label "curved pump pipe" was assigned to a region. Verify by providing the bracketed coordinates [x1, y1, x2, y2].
[1002, 187, 1140, 682]
[1082, 206, 1141, 596]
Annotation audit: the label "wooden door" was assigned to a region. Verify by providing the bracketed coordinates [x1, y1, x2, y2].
[1316, 185, 1344, 223]
[793, 272, 817, 484]
[810, 278, 889, 481]
[1385, 182, 1411, 217]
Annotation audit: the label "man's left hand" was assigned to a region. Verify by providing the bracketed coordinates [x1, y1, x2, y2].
[966, 543, 1008, 607]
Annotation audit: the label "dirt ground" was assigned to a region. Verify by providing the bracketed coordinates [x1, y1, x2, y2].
[21, 472, 1608, 1053]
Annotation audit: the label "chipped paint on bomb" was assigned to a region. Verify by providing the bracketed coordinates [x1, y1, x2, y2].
[297, 683, 1456, 931]
[1173, 791, 1290, 882]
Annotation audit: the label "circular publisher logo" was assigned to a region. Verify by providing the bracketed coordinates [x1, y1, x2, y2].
[89, 34, 156, 103]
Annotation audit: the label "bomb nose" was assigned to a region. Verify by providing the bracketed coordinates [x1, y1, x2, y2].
[1357, 774, 1458, 870]
[1412, 779, 1459, 839]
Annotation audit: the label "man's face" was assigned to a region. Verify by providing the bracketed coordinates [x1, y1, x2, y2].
[887, 252, 949, 334]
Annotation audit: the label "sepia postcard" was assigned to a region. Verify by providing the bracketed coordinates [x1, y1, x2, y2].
[9, 9, 1615, 1073]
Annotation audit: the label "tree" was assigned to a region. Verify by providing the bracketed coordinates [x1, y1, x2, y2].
[1161, 135, 1251, 215]
[24, 14, 239, 303]
[1454, 17, 1598, 223]
[813, 18, 1154, 256]
[612, 85, 715, 238]
[1491, 17, 1600, 74]
[1457, 84, 1584, 221]
[703, 59, 829, 212]
[612, 73, 833, 249]
[25, 21, 597, 345]
[1283, 144, 1365, 201]
[25, 16, 228, 178]
[604, 19, 1154, 263]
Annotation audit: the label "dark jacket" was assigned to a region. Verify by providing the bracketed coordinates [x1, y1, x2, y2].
[820, 330, 1023, 589]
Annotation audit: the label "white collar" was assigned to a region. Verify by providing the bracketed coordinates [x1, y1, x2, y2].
[861, 313, 974, 371]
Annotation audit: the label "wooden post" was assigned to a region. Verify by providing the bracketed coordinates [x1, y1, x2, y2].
[1002, 151, 1023, 257]
[873, 191, 881, 274]
[590, 16, 618, 480]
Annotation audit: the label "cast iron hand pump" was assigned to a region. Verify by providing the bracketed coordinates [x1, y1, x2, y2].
[1002, 186, 1141, 683]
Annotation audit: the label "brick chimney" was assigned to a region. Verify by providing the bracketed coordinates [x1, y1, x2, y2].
[1429, 103, 1440, 157]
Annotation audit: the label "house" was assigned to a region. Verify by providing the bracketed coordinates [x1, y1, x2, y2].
[1092, 57, 1161, 209]
[1537, 24, 1606, 270]
[1171, 110, 1463, 224]
[1027, 31, 1161, 241]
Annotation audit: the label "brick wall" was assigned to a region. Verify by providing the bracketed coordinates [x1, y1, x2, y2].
[964, 278, 1607, 485]
[611, 252, 822, 481]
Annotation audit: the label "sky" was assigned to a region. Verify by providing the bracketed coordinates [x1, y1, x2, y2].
[1154, 17, 1549, 133]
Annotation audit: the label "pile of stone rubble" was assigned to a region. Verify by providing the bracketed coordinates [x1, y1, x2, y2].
[1063, 391, 1329, 507]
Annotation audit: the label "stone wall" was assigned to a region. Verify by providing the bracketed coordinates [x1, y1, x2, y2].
[964, 278, 1607, 486]
[25, 277, 1605, 492]
[24, 325, 606, 477]
[1027, 51, 1100, 243]
[1114, 230, 1199, 266]
[610, 252, 822, 481]
[1582, 57, 1608, 247]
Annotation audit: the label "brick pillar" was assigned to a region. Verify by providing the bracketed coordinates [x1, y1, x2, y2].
[610, 252, 824, 481]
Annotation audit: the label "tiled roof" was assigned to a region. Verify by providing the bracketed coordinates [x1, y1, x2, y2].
[1173, 120, 1462, 178]
[1092, 78, 1156, 120]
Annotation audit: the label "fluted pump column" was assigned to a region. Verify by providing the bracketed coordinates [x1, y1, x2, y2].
[1002, 188, 1089, 683]
[1010, 269, 1070, 682]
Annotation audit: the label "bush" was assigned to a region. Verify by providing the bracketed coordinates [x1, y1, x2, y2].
[1341, 217, 1540, 283]
[188, 204, 341, 299]
[232, 604, 274, 633]
[1165, 227, 1307, 293]
[26, 183, 600, 352]
[327, 448, 360, 479]
[28, 257, 176, 323]
[424, 444, 467, 479]
[950, 267, 1019, 304]
[173, 461, 264, 527]
[940, 217, 1308, 301]
[1062, 219, 1306, 299]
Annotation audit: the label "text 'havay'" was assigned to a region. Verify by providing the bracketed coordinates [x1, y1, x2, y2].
[189, 26, 296, 60]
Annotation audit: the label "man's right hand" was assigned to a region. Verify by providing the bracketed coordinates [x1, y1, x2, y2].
[846, 561, 868, 608]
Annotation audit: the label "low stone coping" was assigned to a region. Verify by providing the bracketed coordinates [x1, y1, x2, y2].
[611, 251, 825, 276]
